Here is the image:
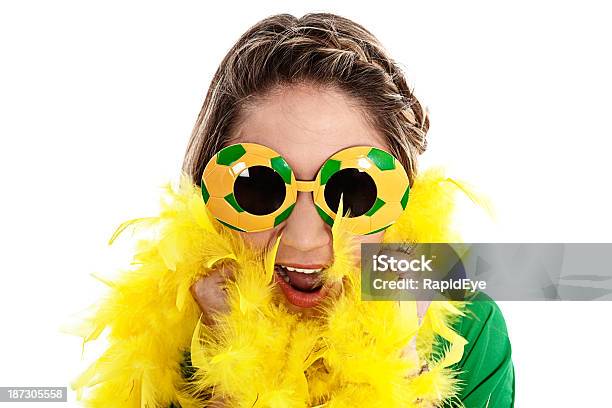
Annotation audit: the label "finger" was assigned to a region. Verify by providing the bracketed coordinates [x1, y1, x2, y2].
[190, 266, 235, 324]
[416, 300, 431, 325]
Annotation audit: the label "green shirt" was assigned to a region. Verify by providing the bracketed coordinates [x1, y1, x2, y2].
[442, 291, 515, 407]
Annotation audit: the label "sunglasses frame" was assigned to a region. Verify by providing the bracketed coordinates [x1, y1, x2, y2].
[201, 142, 410, 235]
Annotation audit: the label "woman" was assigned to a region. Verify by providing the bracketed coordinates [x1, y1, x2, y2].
[184, 13, 514, 407]
[73, 12, 514, 408]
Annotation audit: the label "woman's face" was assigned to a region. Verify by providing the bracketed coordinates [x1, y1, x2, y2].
[229, 83, 388, 315]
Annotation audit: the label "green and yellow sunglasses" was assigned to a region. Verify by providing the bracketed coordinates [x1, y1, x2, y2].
[201, 143, 410, 235]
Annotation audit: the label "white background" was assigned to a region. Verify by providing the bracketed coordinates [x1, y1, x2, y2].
[1, 1, 611, 406]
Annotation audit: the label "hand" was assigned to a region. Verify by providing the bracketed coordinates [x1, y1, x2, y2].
[401, 300, 431, 376]
[190, 263, 236, 326]
[188, 264, 236, 408]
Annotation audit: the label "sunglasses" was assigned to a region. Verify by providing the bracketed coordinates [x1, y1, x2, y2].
[200, 143, 410, 235]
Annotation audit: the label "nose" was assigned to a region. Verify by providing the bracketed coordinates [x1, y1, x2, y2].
[280, 192, 331, 252]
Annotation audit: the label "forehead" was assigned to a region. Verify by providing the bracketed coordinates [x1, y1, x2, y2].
[229, 83, 388, 179]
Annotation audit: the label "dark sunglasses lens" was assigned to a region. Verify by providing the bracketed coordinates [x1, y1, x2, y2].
[234, 166, 286, 215]
[324, 168, 377, 217]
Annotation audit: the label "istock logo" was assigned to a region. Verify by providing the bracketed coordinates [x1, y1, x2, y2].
[372, 254, 433, 272]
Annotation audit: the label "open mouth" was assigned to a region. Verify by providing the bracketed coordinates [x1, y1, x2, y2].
[273, 264, 329, 308]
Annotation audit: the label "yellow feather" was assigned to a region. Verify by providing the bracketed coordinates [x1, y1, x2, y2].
[324, 194, 359, 286]
[264, 233, 283, 284]
[69, 167, 487, 407]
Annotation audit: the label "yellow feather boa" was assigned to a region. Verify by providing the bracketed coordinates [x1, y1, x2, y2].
[70, 167, 477, 407]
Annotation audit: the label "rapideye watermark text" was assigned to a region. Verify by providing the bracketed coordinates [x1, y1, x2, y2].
[371, 253, 486, 294]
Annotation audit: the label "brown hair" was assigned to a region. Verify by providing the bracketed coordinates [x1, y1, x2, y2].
[182, 13, 429, 186]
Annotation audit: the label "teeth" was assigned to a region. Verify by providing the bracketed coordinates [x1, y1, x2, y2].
[282, 265, 323, 274]
[274, 266, 292, 283]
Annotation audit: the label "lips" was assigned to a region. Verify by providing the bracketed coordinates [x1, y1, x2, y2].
[274, 264, 329, 308]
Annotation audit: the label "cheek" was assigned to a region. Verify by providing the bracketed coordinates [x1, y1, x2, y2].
[358, 231, 385, 244]
[237, 228, 384, 256]
[238, 229, 277, 250]
[352, 231, 385, 259]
